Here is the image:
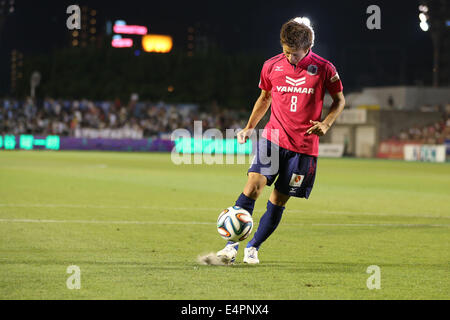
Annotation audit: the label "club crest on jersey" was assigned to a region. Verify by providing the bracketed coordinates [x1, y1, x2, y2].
[307, 64, 318, 76]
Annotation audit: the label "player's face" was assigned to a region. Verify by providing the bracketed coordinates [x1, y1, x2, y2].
[282, 45, 308, 65]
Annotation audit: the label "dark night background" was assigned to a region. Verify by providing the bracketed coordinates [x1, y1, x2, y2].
[0, 0, 435, 106]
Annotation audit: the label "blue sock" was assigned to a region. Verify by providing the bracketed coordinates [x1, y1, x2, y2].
[246, 200, 285, 250]
[234, 193, 255, 215]
[227, 193, 255, 248]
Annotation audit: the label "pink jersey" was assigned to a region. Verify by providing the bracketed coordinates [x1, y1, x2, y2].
[259, 50, 343, 157]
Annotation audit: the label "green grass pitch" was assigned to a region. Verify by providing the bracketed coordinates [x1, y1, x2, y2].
[0, 151, 449, 299]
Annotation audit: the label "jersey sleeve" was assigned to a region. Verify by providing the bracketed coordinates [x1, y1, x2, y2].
[258, 62, 272, 91]
[324, 63, 343, 95]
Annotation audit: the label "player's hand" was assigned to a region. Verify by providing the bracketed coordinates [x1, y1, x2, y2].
[237, 128, 253, 144]
[306, 120, 331, 136]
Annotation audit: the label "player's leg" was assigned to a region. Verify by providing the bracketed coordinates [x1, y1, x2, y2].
[235, 172, 267, 215]
[217, 172, 267, 263]
[249, 188, 290, 248]
[217, 137, 280, 264]
[243, 188, 289, 264]
[236, 136, 280, 215]
[244, 152, 317, 264]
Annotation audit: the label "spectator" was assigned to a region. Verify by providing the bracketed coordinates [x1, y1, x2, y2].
[0, 97, 248, 138]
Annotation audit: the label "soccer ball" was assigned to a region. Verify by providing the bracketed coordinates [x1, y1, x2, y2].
[217, 206, 253, 242]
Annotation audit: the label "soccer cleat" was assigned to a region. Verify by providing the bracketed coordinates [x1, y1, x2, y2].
[216, 243, 238, 265]
[243, 246, 259, 264]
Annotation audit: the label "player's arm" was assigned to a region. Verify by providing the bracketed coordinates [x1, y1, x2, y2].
[307, 91, 345, 136]
[237, 90, 272, 144]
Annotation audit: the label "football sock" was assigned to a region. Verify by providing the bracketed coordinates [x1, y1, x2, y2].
[226, 193, 256, 248]
[246, 200, 285, 250]
[234, 192, 255, 215]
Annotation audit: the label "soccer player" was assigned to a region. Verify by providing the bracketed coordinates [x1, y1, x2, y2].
[216, 17, 346, 264]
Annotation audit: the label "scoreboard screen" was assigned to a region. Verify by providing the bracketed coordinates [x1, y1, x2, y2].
[0, 135, 60, 150]
[0, 135, 251, 154]
[174, 138, 252, 154]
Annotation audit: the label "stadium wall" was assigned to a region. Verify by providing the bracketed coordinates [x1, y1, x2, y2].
[321, 109, 445, 158]
[332, 86, 450, 110]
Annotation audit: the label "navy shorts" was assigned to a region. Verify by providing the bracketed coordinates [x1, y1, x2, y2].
[248, 138, 317, 198]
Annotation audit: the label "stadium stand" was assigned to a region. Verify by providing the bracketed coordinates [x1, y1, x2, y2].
[0, 97, 247, 137]
[389, 111, 450, 144]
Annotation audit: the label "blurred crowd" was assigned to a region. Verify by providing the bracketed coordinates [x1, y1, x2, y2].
[0, 97, 248, 137]
[393, 112, 450, 144]
[2, 97, 450, 144]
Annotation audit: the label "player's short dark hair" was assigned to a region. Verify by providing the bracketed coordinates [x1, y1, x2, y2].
[280, 19, 314, 51]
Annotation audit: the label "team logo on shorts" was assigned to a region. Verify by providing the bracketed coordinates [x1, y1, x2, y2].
[289, 174, 304, 187]
[307, 64, 318, 76]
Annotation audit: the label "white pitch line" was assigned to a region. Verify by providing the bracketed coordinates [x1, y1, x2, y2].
[0, 203, 448, 220]
[0, 218, 448, 228]
[0, 218, 213, 225]
[313, 210, 450, 219]
[309, 223, 449, 227]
